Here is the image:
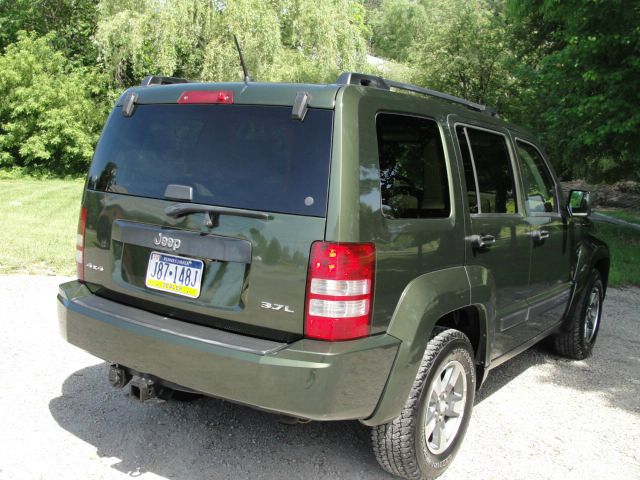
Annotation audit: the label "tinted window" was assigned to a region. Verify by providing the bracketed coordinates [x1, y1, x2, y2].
[87, 105, 333, 217]
[458, 126, 517, 214]
[516, 140, 557, 214]
[376, 114, 450, 218]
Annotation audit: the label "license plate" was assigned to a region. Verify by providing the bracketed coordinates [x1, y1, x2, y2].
[145, 252, 204, 299]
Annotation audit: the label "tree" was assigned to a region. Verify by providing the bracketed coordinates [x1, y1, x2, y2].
[368, 1, 517, 109]
[0, 0, 99, 64]
[95, 0, 283, 87]
[408, 0, 516, 108]
[506, 0, 640, 181]
[0, 34, 109, 173]
[369, 0, 428, 62]
[276, 0, 370, 82]
[95, 0, 370, 88]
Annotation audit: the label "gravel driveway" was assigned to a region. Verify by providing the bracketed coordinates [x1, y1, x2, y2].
[1, 275, 638, 480]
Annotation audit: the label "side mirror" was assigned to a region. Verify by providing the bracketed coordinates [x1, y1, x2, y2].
[567, 190, 591, 217]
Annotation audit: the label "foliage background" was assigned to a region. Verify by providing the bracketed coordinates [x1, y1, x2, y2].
[0, 0, 638, 180]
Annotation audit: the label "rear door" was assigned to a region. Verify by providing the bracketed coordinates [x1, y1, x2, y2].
[82, 102, 334, 341]
[513, 136, 572, 332]
[452, 120, 533, 360]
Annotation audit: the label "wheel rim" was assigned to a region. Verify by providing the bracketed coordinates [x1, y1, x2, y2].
[584, 285, 601, 343]
[423, 359, 467, 455]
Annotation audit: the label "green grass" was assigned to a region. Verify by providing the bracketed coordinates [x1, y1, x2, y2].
[592, 221, 640, 287]
[598, 209, 640, 225]
[0, 176, 84, 275]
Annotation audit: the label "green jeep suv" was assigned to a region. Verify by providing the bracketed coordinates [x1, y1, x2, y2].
[57, 72, 610, 479]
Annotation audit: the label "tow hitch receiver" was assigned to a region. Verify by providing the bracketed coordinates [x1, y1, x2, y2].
[109, 365, 200, 403]
[130, 376, 163, 403]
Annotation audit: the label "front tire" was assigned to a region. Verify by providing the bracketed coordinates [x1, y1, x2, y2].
[554, 269, 604, 360]
[372, 328, 476, 480]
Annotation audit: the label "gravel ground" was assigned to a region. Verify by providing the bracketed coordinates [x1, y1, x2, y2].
[1, 275, 639, 480]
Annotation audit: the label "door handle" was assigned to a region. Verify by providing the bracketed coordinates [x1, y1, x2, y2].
[469, 233, 496, 249]
[530, 229, 550, 242]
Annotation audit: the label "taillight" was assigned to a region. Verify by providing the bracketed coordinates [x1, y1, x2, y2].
[177, 90, 234, 104]
[76, 207, 87, 281]
[304, 242, 376, 341]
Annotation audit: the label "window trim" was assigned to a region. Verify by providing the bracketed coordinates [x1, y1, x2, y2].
[374, 111, 454, 220]
[459, 127, 482, 214]
[454, 122, 523, 217]
[514, 137, 561, 217]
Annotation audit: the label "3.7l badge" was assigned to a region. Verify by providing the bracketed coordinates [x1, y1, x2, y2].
[260, 301, 294, 313]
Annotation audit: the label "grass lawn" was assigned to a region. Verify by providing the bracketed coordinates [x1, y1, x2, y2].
[592, 220, 640, 287]
[0, 176, 84, 275]
[598, 209, 640, 225]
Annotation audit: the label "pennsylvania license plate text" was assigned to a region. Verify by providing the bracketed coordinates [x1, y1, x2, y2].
[145, 252, 204, 299]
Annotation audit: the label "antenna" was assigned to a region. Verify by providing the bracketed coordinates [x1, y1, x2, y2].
[233, 34, 251, 84]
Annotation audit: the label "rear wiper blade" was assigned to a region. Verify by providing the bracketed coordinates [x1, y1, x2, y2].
[165, 203, 271, 227]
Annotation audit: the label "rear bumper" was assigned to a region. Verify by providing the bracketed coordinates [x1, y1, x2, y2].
[57, 281, 399, 421]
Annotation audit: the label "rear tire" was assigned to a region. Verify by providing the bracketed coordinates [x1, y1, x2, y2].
[372, 328, 476, 480]
[554, 269, 604, 360]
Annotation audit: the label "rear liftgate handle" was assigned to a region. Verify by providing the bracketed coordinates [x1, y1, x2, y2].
[468, 233, 496, 249]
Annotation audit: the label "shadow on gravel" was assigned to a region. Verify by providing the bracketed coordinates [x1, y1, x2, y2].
[532, 289, 640, 417]
[476, 339, 640, 416]
[477, 289, 640, 416]
[475, 344, 550, 404]
[533, 350, 640, 416]
[49, 362, 392, 480]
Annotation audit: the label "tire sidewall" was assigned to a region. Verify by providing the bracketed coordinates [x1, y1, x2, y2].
[414, 336, 476, 478]
[578, 271, 604, 353]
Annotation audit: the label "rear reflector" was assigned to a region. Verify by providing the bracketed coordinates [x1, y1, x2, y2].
[304, 242, 375, 341]
[310, 278, 370, 296]
[177, 90, 234, 104]
[76, 207, 87, 281]
[308, 299, 369, 317]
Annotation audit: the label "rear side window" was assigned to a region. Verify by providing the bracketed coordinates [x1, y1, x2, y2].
[87, 105, 333, 217]
[376, 113, 450, 219]
[456, 126, 518, 214]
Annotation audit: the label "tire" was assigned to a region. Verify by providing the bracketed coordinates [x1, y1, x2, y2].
[372, 328, 476, 480]
[554, 269, 604, 360]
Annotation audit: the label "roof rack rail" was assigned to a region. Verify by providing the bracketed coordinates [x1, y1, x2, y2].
[140, 75, 190, 86]
[335, 72, 498, 117]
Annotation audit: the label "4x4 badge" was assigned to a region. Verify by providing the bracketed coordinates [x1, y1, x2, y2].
[260, 301, 294, 313]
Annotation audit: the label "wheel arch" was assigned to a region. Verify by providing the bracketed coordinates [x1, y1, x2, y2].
[434, 305, 489, 387]
[362, 266, 492, 426]
[565, 234, 611, 326]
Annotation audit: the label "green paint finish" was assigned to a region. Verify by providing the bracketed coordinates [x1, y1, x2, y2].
[82, 190, 325, 339]
[59, 280, 399, 421]
[327, 86, 468, 335]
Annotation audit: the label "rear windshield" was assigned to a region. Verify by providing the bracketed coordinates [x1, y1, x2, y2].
[87, 104, 333, 217]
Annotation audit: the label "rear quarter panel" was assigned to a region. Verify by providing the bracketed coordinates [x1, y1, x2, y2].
[326, 86, 468, 334]
[327, 87, 491, 425]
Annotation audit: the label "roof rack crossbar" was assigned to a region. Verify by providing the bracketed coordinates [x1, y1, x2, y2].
[141, 75, 190, 86]
[336, 72, 498, 117]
